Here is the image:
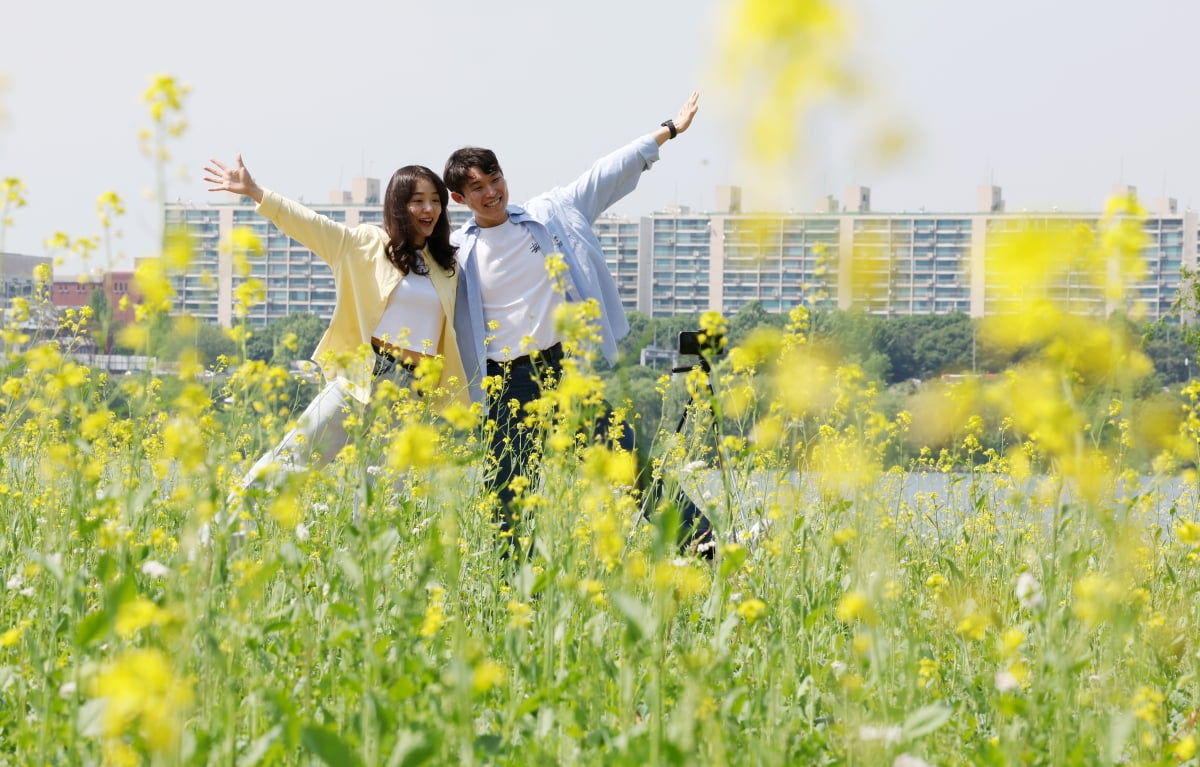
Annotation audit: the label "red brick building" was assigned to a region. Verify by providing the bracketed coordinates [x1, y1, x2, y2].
[52, 271, 137, 325]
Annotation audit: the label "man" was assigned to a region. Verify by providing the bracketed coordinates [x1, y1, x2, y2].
[444, 92, 711, 556]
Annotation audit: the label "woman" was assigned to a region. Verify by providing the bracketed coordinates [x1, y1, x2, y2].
[203, 154, 468, 501]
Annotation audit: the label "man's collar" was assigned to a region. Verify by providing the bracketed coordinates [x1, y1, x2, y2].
[463, 204, 529, 234]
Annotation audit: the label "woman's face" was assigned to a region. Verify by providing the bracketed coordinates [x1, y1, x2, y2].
[406, 177, 442, 246]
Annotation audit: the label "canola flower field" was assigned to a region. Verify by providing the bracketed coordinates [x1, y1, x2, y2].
[5, 3, 1200, 764]
[4, 226, 1200, 765]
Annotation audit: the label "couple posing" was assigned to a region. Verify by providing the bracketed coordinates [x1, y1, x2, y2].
[203, 92, 711, 556]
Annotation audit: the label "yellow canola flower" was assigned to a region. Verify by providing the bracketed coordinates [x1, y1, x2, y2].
[268, 489, 301, 530]
[117, 322, 149, 352]
[581, 444, 636, 487]
[653, 559, 709, 601]
[728, 327, 782, 374]
[1131, 685, 1165, 726]
[553, 298, 603, 355]
[810, 433, 880, 498]
[440, 401, 479, 431]
[718, 0, 856, 165]
[133, 259, 174, 317]
[507, 600, 533, 630]
[79, 410, 113, 442]
[419, 586, 448, 638]
[736, 598, 767, 624]
[114, 596, 170, 637]
[998, 627, 1025, 658]
[698, 311, 728, 354]
[160, 416, 206, 473]
[233, 279, 265, 318]
[1174, 735, 1198, 761]
[0, 625, 24, 647]
[162, 225, 195, 272]
[96, 190, 125, 229]
[772, 346, 837, 418]
[90, 648, 193, 753]
[956, 611, 989, 642]
[387, 423, 439, 473]
[851, 633, 872, 656]
[472, 659, 506, 695]
[835, 589, 876, 624]
[2, 176, 27, 208]
[229, 225, 263, 256]
[1175, 519, 1200, 547]
[1072, 573, 1123, 628]
[143, 74, 189, 118]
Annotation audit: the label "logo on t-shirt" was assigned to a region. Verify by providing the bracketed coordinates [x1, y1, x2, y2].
[529, 241, 541, 254]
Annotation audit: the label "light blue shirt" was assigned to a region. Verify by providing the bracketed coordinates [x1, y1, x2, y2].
[452, 135, 661, 405]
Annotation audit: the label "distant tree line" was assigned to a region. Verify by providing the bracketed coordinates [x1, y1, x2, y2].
[611, 302, 1195, 388]
[76, 293, 1197, 454]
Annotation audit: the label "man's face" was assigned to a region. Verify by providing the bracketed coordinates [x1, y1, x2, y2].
[451, 167, 509, 228]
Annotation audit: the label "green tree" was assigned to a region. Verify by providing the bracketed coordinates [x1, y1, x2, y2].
[1144, 321, 1195, 384]
[727, 300, 787, 346]
[810, 308, 891, 383]
[246, 312, 325, 364]
[86, 284, 113, 354]
[147, 315, 237, 366]
[911, 313, 975, 379]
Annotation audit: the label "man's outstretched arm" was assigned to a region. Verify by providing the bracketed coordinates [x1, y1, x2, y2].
[555, 92, 701, 222]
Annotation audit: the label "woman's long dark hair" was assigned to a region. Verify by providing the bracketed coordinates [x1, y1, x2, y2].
[383, 165, 456, 276]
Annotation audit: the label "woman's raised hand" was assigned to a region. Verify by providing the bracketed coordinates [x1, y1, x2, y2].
[203, 153, 264, 204]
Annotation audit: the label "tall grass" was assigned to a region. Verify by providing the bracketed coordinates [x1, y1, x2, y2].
[3, 276, 1200, 765]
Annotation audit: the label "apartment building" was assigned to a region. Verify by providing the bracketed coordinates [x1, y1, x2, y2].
[162, 180, 1197, 326]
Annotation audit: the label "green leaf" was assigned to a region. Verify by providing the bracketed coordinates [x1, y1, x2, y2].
[237, 724, 283, 766]
[74, 610, 112, 648]
[902, 703, 953, 740]
[475, 734, 502, 754]
[75, 574, 136, 647]
[611, 592, 657, 642]
[371, 528, 400, 558]
[386, 729, 436, 767]
[302, 724, 361, 767]
[335, 552, 363, 587]
[76, 698, 106, 738]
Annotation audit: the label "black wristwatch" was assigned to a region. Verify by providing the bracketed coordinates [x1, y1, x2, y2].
[661, 119, 677, 139]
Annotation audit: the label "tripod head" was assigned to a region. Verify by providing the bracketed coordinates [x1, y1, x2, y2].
[676, 330, 723, 375]
[672, 359, 710, 375]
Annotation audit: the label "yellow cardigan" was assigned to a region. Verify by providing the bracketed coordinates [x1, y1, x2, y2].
[256, 189, 469, 410]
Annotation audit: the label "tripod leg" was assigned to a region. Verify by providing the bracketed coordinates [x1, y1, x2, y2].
[642, 391, 715, 559]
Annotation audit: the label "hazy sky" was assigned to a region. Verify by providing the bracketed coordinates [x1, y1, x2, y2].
[3, 0, 1198, 274]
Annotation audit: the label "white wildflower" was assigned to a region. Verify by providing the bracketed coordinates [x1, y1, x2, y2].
[860, 724, 902, 745]
[994, 670, 1020, 692]
[1015, 572, 1044, 610]
[141, 560, 170, 578]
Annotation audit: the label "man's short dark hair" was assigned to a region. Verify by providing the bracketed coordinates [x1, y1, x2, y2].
[444, 147, 503, 194]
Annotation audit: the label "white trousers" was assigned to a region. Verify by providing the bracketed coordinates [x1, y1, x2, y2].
[239, 358, 417, 493]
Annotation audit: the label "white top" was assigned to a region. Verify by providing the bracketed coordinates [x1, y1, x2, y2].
[372, 267, 443, 354]
[475, 218, 563, 361]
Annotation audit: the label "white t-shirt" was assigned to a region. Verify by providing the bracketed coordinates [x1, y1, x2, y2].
[475, 219, 563, 361]
[372, 266, 443, 355]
